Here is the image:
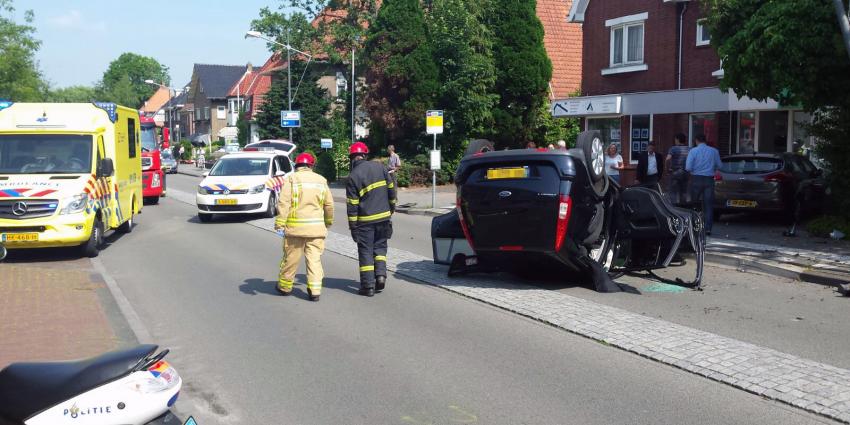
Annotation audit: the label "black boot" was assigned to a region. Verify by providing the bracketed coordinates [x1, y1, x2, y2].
[307, 289, 320, 302]
[375, 276, 386, 293]
[358, 287, 375, 297]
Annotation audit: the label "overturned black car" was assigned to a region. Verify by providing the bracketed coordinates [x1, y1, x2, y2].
[431, 132, 705, 293]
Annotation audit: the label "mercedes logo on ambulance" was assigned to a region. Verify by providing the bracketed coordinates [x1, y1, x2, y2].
[11, 201, 28, 216]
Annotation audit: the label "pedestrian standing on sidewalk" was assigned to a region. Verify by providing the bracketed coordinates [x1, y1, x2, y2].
[387, 144, 401, 185]
[557, 140, 567, 150]
[275, 153, 334, 301]
[666, 133, 690, 205]
[686, 134, 723, 236]
[604, 144, 624, 183]
[636, 141, 664, 188]
[346, 142, 397, 297]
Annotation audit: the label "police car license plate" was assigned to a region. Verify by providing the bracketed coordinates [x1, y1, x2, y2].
[486, 167, 528, 180]
[727, 200, 757, 208]
[2, 233, 38, 242]
[215, 199, 238, 205]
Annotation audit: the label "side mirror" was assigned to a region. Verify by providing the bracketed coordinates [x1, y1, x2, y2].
[98, 158, 114, 177]
[202, 171, 209, 177]
[275, 171, 286, 177]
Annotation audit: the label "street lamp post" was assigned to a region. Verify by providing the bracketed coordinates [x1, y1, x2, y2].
[246, 30, 313, 145]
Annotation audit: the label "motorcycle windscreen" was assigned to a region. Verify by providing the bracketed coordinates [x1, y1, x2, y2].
[459, 163, 561, 252]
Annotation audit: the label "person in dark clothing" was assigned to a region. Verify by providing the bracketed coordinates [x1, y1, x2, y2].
[636, 141, 665, 188]
[666, 133, 691, 205]
[346, 142, 397, 297]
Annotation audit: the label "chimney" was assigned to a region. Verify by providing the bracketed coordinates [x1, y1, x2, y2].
[247, 62, 253, 73]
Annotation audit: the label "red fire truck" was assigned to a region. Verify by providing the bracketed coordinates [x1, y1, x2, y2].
[140, 116, 165, 204]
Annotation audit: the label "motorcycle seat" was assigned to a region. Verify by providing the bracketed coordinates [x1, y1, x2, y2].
[0, 344, 158, 423]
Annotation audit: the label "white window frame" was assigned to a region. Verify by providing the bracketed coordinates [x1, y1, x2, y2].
[605, 12, 647, 74]
[696, 19, 711, 46]
[628, 114, 653, 165]
[217, 105, 226, 120]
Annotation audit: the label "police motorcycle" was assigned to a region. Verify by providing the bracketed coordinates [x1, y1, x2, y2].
[432, 132, 705, 293]
[0, 344, 182, 425]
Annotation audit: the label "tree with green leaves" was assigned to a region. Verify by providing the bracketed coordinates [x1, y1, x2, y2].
[363, 0, 439, 151]
[47, 85, 98, 103]
[100, 52, 170, 108]
[701, 0, 850, 217]
[0, 0, 46, 101]
[487, 0, 552, 148]
[427, 0, 498, 159]
[256, 64, 336, 153]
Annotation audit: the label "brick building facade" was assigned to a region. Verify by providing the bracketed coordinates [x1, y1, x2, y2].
[553, 0, 813, 184]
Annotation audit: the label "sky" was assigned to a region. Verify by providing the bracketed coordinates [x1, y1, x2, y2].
[26, 0, 284, 89]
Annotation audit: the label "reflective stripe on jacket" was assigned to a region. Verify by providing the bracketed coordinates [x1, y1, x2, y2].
[275, 168, 334, 238]
[346, 159, 396, 227]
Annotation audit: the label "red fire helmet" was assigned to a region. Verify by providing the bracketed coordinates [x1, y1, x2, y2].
[295, 152, 316, 167]
[349, 142, 369, 155]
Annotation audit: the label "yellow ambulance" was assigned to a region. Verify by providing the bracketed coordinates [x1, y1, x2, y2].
[0, 102, 142, 257]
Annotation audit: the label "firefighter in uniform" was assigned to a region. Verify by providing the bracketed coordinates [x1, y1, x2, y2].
[275, 153, 334, 301]
[346, 142, 397, 297]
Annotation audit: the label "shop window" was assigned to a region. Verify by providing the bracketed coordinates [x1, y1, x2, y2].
[629, 115, 651, 163]
[737, 112, 757, 153]
[690, 113, 717, 147]
[758, 111, 789, 153]
[587, 117, 623, 157]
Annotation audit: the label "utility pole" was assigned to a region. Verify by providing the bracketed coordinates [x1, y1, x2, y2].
[287, 28, 293, 144]
[833, 0, 850, 61]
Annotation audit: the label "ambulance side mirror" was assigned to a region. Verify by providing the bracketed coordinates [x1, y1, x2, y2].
[98, 159, 114, 177]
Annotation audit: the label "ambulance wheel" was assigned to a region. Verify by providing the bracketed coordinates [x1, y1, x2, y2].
[198, 213, 213, 223]
[118, 198, 136, 233]
[264, 193, 276, 218]
[81, 218, 104, 258]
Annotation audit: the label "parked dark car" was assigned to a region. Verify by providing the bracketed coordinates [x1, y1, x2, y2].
[714, 153, 825, 221]
[435, 131, 705, 292]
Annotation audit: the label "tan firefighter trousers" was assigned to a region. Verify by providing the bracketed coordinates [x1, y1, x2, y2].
[278, 236, 326, 295]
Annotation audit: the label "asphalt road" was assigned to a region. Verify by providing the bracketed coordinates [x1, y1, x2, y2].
[170, 173, 850, 370]
[87, 174, 836, 424]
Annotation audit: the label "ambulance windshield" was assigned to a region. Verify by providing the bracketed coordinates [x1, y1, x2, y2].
[0, 134, 93, 174]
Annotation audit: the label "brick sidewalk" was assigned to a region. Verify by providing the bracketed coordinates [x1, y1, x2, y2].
[0, 256, 126, 367]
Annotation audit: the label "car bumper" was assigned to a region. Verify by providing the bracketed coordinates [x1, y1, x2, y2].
[714, 192, 787, 212]
[0, 213, 93, 248]
[196, 192, 269, 214]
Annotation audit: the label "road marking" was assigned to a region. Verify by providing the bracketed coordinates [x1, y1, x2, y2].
[91, 257, 153, 343]
[166, 187, 850, 423]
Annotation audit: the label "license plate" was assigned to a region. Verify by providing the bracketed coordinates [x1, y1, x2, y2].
[486, 167, 528, 180]
[727, 200, 757, 208]
[2, 233, 38, 242]
[215, 199, 238, 205]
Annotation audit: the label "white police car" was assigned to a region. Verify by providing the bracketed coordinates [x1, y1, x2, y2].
[196, 151, 293, 222]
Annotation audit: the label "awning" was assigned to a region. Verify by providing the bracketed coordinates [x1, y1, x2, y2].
[551, 88, 783, 118]
[189, 133, 210, 147]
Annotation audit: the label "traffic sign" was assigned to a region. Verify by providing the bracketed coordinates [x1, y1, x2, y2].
[430, 150, 441, 170]
[280, 110, 301, 128]
[426, 110, 443, 135]
[321, 138, 333, 149]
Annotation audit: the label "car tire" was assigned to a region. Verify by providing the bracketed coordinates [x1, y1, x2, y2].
[465, 139, 494, 157]
[264, 193, 277, 218]
[81, 218, 104, 258]
[198, 213, 213, 223]
[577, 131, 606, 183]
[145, 196, 160, 205]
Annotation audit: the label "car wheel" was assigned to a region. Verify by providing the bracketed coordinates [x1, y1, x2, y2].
[577, 131, 606, 183]
[81, 218, 104, 258]
[144, 196, 160, 205]
[198, 213, 213, 223]
[264, 193, 276, 218]
[465, 139, 494, 157]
